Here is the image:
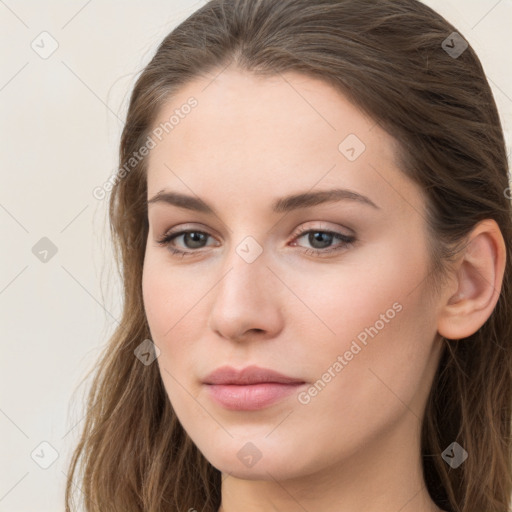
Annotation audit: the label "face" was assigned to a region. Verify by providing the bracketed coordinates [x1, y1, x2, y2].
[142, 68, 444, 480]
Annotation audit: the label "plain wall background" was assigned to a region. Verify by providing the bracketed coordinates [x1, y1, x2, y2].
[1, 1, 511, 510]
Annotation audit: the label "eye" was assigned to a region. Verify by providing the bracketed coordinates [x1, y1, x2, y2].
[290, 226, 356, 257]
[156, 229, 217, 257]
[156, 224, 356, 258]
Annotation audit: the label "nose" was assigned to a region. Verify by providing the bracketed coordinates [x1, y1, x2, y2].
[207, 243, 284, 343]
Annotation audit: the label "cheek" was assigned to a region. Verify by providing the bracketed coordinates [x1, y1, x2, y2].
[142, 264, 171, 340]
[142, 256, 203, 407]
[285, 244, 420, 350]
[142, 251, 220, 398]
[309, 282, 436, 432]
[142, 251, 207, 340]
[295, 243, 436, 406]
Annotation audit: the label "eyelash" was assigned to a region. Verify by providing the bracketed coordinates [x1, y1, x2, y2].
[156, 225, 356, 258]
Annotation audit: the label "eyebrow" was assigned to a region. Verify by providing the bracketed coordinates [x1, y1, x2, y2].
[147, 187, 380, 214]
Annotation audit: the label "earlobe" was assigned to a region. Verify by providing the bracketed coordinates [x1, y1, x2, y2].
[437, 219, 506, 341]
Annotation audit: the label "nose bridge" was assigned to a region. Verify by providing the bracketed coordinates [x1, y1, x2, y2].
[216, 234, 270, 306]
[208, 233, 283, 339]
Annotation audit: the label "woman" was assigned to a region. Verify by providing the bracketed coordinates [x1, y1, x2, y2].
[65, 0, 512, 511]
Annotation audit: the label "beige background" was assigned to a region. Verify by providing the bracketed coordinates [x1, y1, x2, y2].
[0, 0, 511, 510]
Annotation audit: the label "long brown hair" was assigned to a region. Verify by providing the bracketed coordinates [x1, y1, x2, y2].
[65, 1, 512, 510]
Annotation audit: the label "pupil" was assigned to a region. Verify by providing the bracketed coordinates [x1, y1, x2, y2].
[309, 232, 332, 249]
[185, 232, 206, 248]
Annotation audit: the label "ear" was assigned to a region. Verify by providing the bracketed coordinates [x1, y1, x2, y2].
[437, 219, 507, 340]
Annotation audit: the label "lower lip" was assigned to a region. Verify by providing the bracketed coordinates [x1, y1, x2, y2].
[204, 382, 305, 411]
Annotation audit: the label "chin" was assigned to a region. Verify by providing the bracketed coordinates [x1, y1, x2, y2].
[199, 440, 311, 481]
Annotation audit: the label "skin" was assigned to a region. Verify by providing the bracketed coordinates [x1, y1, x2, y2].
[142, 66, 506, 512]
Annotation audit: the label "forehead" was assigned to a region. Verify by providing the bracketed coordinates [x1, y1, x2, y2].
[146, 68, 420, 216]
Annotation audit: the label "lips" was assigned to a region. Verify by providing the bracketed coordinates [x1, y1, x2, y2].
[203, 365, 306, 411]
[203, 364, 305, 385]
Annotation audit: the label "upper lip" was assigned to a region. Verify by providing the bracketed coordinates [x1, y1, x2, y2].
[203, 365, 305, 385]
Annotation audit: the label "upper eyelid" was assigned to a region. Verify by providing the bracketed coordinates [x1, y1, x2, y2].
[159, 221, 352, 238]
[159, 224, 354, 247]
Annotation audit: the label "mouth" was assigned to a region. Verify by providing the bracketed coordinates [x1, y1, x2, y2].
[204, 382, 306, 410]
[203, 365, 306, 411]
